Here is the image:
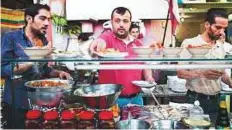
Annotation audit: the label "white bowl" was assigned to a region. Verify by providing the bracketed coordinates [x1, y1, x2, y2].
[187, 48, 211, 57]
[23, 48, 53, 59]
[132, 46, 155, 55]
[162, 47, 183, 57]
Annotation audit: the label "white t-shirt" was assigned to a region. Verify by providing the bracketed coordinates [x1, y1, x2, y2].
[181, 35, 208, 48]
[180, 35, 222, 95]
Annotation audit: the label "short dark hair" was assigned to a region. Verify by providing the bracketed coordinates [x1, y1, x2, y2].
[111, 7, 132, 21]
[206, 8, 228, 24]
[129, 22, 140, 32]
[24, 4, 50, 25]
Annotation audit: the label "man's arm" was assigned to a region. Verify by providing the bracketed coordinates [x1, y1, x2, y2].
[89, 38, 107, 54]
[177, 69, 224, 80]
[48, 69, 71, 80]
[221, 72, 232, 87]
[177, 69, 203, 80]
[1, 33, 33, 77]
[143, 69, 155, 83]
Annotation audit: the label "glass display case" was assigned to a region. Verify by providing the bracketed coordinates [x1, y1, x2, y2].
[2, 56, 232, 129]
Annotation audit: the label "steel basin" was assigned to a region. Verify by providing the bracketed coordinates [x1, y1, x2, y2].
[73, 84, 123, 109]
[25, 79, 74, 107]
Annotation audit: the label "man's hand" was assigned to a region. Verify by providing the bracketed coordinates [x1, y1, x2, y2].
[59, 71, 72, 80]
[149, 41, 163, 48]
[145, 76, 155, 83]
[143, 69, 155, 83]
[13, 63, 34, 74]
[202, 69, 224, 80]
[89, 39, 106, 55]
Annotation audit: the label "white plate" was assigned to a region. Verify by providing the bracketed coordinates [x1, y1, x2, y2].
[96, 52, 128, 58]
[222, 87, 232, 92]
[171, 87, 187, 93]
[222, 86, 232, 92]
[132, 80, 157, 88]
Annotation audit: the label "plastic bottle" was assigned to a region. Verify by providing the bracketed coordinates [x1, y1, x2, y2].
[189, 100, 204, 118]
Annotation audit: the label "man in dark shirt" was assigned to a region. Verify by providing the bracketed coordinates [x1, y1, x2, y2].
[1, 4, 71, 128]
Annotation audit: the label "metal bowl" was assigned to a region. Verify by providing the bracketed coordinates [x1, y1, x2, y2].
[73, 84, 123, 109]
[116, 119, 151, 129]
[25, 79, 74, 107]
[28, 90, 63, 107]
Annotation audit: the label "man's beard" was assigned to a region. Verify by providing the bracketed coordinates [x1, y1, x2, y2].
[208, 32, 220, 41]
[115, 32, 129, 39]
[31, 27, 45, 38]
[208, 27, 221, 41]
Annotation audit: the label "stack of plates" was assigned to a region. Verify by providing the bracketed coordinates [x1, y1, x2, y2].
[167, 76, 187, 93]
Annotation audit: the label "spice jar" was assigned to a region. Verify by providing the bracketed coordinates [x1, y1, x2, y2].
[43, 110, 59, 129]
[69, 106, 84, 118]
[60, 110, 76, 129]
[77, 110, 95, 129]
[25, 110, 42, 129]
[98, 111, 115, 129]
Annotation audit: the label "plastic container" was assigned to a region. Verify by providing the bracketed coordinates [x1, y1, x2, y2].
[77, 110, 95, 129]
[98, 111, 115, 129]
[43, 110, 59, 129]
[25, 110, 42, 129]
[189, 100, 204, 118]
[60, 110, 77, 129]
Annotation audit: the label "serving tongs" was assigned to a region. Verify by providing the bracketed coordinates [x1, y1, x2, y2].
[150, 88, 166, 119]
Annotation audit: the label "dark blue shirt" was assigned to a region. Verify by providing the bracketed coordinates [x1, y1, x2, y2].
[1, 29, 52, 109]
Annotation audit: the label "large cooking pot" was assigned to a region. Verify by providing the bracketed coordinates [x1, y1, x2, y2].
[73, 84, 123, 109]
[25, 79, 74, 107]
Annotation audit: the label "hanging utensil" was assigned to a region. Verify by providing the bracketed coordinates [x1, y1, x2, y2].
[150, 88, 166, 119]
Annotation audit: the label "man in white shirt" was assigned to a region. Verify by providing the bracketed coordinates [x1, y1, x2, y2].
[177, 8, 232, 123]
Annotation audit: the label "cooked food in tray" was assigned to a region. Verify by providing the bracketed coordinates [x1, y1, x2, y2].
[187, 44, 213, 48]
[183, 117, 211, 127]
[30, 80, 66, 87]
[95, 48, 128, 58]
[25, 79, 72, 88]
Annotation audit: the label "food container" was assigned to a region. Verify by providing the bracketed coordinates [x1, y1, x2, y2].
[153, 119, 175, 129]
[77, 110, 95, 129]
[162, 47, 183, 57]
[98, 111, 115, 129]
[23, 47, 55, 59]
[42, 110, 59, 129]
[187, 48, 211, 58]
[60, 110, 77, 129]
[25, 110, 43, 129]
[25, 79, 74, 107]
[182, 117, 211, 129]
[132, 46, 155, 55]
[73, 84, 123, 109]
[116, 119, 151, 129]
